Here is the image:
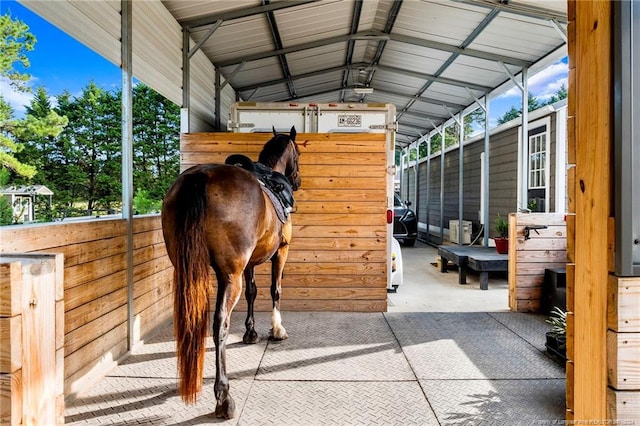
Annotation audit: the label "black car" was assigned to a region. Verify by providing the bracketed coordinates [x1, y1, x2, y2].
[393, 193, 418, 246]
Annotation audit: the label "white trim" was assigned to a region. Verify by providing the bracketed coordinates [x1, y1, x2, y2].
[555, 106, 567, 212]
[523, 116, 551, 212]
[517, 126, 523, 209]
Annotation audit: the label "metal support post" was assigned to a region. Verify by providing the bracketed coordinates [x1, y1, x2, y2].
[121, 0, 134, 350]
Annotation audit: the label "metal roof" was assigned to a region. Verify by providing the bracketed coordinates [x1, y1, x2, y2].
[162, 0, 567, 147]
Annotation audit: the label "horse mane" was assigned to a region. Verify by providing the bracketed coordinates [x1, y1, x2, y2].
[258, 134, 292, 168]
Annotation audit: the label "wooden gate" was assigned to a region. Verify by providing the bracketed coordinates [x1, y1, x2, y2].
[180, 132, 389, 312]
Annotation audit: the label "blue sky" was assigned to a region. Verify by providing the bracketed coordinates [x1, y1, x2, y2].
[2, 0, 567, 126]
[1, 1, 121, 114]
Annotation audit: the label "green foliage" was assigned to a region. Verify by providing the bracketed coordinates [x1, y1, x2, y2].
[0, 13, 36, 92]
[1, 13, 66, 181]
[496, 86, 568, 125]
[133, 188, 161, 214]
[0, 196, 12, 225]
[1, 14, 179, 225]
[495, 213, 508, 238]
[545, 306, 567, 348]
[4, 82, 179, 222]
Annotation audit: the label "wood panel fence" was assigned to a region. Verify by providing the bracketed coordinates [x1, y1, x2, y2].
[181, 132, 389, 312]
[0, 215, 172, 403]
[1, 253, 64, 425]
[508, 213, 568, 312]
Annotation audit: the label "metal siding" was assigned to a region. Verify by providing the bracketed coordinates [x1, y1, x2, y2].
[20, 0, 121, 67]
[133, 1, 183, 105]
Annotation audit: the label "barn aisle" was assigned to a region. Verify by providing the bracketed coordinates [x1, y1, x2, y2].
[388, 241, 510, 312]
[65, 270, 566, 425]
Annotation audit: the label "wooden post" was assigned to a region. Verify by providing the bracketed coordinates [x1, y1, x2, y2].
[567, 0, 612, 420]
[0, 254, 64, 426]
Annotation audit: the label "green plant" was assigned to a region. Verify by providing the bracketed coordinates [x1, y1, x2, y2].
[133, 188, 161, 214]
[495, 213, 508, 238]
[545, 306, 567, 348]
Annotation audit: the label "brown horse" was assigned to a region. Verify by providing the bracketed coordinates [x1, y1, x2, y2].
[161, 127, 300, 419]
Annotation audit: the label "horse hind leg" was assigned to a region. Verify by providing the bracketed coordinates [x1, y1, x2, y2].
[269, 246, 289, 341]
[212, 270, 242, 419]
[242, 267, 259, 344]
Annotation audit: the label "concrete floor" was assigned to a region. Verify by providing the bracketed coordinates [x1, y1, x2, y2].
[388, 240, 510, 312]
[65, 241, 566, 425]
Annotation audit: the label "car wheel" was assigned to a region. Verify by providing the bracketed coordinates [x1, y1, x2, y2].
[403, 239, 416, 247]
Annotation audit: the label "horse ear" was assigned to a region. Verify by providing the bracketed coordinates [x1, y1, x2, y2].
[272, 126, 277, 136]
[289, 126, 296, 141]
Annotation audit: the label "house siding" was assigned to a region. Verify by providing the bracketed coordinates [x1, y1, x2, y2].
[408, 106, 565, 243]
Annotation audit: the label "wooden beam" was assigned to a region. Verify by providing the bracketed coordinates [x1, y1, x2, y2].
[569, 0, 612, 420]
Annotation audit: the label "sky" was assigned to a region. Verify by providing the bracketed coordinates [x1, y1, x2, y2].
[2, 0, 568, 126]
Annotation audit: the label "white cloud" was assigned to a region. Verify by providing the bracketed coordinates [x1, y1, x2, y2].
[497, 60, 568, 100]
[0, 77, 34, 116]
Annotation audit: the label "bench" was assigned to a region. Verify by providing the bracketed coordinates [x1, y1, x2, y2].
[437, 245, 508, 290]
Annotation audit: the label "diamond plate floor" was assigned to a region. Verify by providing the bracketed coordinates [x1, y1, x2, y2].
[65, 311, 566, 425]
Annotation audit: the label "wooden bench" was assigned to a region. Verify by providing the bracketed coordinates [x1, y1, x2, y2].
[467, 252, 508, 290]
[437, 245, 508, 290]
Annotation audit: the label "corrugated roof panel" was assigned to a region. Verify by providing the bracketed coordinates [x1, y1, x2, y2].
[194, 15, 273, 62]
[275, 0, 355, 44]
[439, 56, 514, 89]
[289, 71, 345, 96]
[425, 83, 476, 105]
[393, 0, 488, 46]
[286, 44, 349, 76]
[380, 41, 453, 76]
[372, 70, 426, 95]
[469, 14, 563, 61]
[366, 91, 412, 107]
[406, 101, 452, 119]
[147, 1, 570, 143]
[162, 0, 261, 22]
[222, 57, 283, 88]
[357, 0, 380, 32]
[239, 82, 290, 102]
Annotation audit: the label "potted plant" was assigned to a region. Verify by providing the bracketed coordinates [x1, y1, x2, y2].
[494, 213, 509, 254]
[545, 306, 567, 363]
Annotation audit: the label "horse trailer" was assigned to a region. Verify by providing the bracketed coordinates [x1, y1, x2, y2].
[227, 102, 398, 293]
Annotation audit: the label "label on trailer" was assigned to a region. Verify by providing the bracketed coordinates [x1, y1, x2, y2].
[338, 114, 363, 127]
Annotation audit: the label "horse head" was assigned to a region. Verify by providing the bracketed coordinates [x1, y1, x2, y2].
[264, 126, 301, 191]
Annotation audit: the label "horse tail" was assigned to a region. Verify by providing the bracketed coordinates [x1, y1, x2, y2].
[172, 172, 211, 404]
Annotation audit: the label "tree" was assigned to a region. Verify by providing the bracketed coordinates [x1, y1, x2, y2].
[546, 83, 567, 104]
[497, 93, 542, 125]
[55, 82, 121, 214]
[1, 13, 66, 181]
[132, 83, 180, 202]
[496, 86, 567, 125]
[0, 13, 35, 92]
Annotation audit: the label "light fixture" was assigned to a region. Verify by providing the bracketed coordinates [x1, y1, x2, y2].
[353, 87, 374, 94]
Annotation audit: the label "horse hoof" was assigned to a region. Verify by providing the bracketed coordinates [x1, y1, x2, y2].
[243, 329, 259, 344]
[269, 327, 288, 341]
[215, 396, 236, 419]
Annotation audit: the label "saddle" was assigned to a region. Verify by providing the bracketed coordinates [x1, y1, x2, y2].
[225, 154, 295, 223]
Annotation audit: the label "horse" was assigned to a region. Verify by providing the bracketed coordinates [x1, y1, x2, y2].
[161, 126, 300, 419]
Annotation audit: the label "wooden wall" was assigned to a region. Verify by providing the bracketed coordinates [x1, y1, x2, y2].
[180, 132, 389, 312]
[507, 213, 567, 312]
[1, 253, 64, 425]
[607, 274, 640, 419]
[0, 215, 172, 400]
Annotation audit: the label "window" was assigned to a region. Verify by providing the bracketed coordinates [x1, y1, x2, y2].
[529, 133, 546, 189]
